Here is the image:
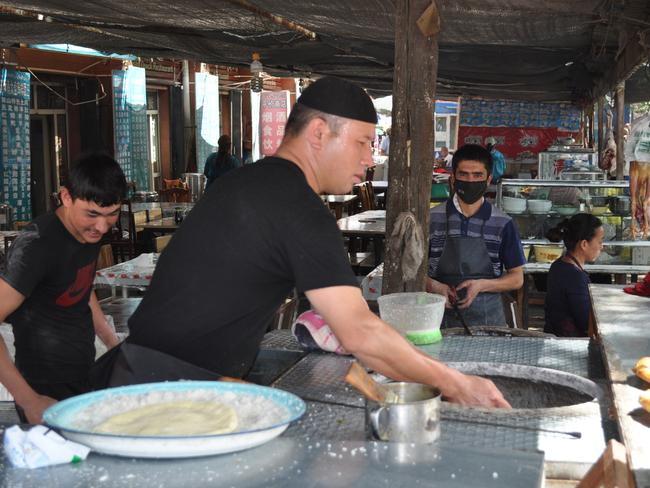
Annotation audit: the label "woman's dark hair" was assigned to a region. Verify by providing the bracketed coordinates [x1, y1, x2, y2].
[546, 213, 602, 251]
[451, 144, 493, 174]
[217, 134, 231, 155]
[65, 152, 127, 207]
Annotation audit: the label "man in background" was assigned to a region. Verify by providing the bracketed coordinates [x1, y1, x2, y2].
[427, 144, 525, 328]
[435, 146, 453, 170]
[380, 128, 391, 156]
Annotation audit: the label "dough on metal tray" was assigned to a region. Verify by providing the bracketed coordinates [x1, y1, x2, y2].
[94, 400, 238, 436]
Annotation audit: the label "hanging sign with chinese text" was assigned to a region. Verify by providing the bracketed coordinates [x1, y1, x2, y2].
[260, 91, 289, 157]
[112, 67, 150, 191]
[0, 68, 31, 221]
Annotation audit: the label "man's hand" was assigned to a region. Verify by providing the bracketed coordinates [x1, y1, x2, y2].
[455, 279, 485, 309]
[440, 368, 511, 408]
[19, 394, 57, 424]
[426, 278, 456, 309]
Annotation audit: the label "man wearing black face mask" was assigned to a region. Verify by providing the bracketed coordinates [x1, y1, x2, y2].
[426, 144, 525, 327]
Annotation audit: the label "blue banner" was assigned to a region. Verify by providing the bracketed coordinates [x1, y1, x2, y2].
[112, 67, 150, 191]
[434, 101, 458, 115]
[460, 98, 581, 131]
[195, 72, 220, 172]
[0, 68, 31, 221]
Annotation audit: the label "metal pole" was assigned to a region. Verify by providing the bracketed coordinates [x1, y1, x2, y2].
[182, 60, 192, 173]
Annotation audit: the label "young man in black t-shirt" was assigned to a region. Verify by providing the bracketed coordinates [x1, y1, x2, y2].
[0, 153, 127, 423]
[103, 78, 510, 410]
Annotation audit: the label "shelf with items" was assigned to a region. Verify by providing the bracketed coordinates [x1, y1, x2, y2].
[496, 179, 650, 266]
[538, 148, 600, 180]
[497, 179, 629, 228]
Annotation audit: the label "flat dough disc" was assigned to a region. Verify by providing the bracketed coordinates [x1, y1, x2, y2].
[94, 400, 238, 436]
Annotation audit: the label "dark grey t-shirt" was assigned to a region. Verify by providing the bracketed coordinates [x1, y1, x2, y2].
[127, 157, 358, 377]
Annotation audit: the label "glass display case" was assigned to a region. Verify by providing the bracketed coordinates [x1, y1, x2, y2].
[496, 179, 650, 266]
[537, 147, 600, 180]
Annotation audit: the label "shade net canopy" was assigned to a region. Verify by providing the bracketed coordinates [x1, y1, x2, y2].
[1, 0, 649, 102]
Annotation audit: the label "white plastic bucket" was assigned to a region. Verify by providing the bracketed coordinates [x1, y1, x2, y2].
[377, 292, 445, 345]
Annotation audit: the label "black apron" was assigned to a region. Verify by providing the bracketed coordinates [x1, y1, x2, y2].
[435, 211, 506, 327]
[90, 343, 222, 390]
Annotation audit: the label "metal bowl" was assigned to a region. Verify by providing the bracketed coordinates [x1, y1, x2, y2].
[589, 195, 608, 206]
[608, 196, 630, 215]
[554, 205, 578, 216]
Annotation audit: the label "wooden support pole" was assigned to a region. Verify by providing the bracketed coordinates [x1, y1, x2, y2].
[615, 82, 625, 180]
[383, 0, 438, 294]
[598, 96, 605, 156]
[576, 439, 633, 488]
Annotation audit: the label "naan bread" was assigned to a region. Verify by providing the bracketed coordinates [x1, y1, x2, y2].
[633, 357, 650, 383]
[94, 400, 238, 436]
[640, 390, 650, 413]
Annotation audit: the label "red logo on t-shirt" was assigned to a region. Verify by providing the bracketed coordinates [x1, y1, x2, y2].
[55, 261, 96, 307]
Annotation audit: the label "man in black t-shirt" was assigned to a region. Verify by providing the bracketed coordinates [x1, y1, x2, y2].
[0, 153, 127, 423]
[102, 77, 509, 409]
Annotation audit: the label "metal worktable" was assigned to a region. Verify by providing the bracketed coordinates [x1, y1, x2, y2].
[274, 334, 607, 480]
[0, 437, 544, 488]
[589, 284, 650, 488]
[0, 331, 609, 486]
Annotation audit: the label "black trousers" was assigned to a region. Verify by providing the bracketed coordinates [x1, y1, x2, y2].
[89, 342, 222, 390]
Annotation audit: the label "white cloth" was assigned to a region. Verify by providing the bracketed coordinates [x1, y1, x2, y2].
[4, 425, 90, 469]
[388, 212, 425, 281]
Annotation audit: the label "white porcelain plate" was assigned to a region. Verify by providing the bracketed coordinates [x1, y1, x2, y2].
[43, 381, 305, 458]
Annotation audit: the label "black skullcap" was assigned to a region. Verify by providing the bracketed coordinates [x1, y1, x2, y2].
[297, 77, 377, 124]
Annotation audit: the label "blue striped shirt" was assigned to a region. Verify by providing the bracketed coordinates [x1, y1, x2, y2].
[428, 198, 526, 279]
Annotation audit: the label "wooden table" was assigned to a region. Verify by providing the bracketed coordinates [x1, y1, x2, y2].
[321, 194, 357, 219]
[127, 201, 194, 217]
[138, 217, 180, 234]
[337, 210, 386, 265]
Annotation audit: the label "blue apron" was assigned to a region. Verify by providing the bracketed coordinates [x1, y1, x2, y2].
[435, 212, 506, 328]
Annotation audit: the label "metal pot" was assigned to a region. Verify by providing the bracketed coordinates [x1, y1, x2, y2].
[365, 382, 440, 444]
[607, 196, 630, 215]
[590, 195, 609, 206]
[182, 173, 206, 202]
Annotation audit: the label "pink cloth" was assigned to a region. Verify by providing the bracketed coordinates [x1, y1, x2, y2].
[291, 310, 349, 355]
